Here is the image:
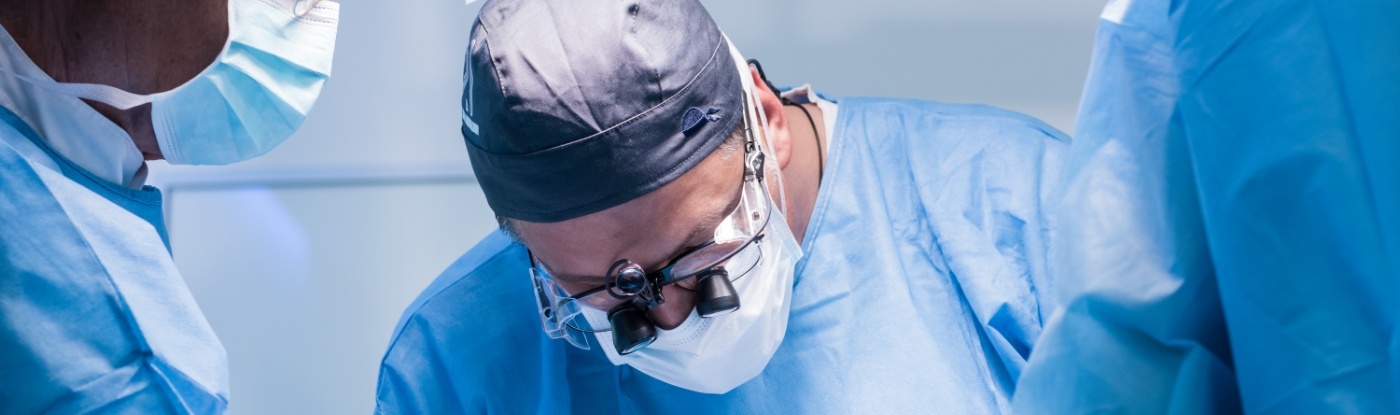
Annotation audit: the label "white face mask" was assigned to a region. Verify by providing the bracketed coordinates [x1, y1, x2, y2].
[582, 206, 803, 394]
[9, 0, 339, 165]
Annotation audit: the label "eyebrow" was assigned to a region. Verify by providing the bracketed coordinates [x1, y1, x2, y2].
[658, 182, 743, 266]
[546, 179, 744, 286]
[670, 212, 720, 260]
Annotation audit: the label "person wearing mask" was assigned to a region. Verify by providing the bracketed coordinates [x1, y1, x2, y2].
[377, 0, 1065, 413]
[0, 0, 339, 412]
[1013, 0, 1400, 412]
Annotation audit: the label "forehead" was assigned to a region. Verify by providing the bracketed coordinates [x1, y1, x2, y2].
[517, 143, 745, 280]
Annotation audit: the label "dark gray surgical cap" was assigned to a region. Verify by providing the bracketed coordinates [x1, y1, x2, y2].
[462, 0, 743, 222]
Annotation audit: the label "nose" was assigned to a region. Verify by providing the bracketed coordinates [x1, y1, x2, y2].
[647, 284, 696, 330]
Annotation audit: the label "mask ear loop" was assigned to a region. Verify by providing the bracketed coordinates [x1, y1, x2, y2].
[741, 74, 787, 215]
[753, 89, 787, 214]
[748, 58, 823, 184]
[723, 32, 788, 216]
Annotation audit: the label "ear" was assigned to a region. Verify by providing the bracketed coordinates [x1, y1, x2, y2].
[748, 65, 793, 169]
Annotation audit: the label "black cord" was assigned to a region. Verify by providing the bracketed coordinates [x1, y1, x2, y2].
[746, 59, 784, 103]
[747, 58, 824, 183]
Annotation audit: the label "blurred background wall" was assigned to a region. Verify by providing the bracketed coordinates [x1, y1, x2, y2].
[149, 0, 1105, 413]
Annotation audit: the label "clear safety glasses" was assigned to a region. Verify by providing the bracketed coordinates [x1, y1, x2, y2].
[530, 135, 774, 353]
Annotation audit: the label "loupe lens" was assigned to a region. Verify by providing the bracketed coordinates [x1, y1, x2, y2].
[607, 305, 657, 355]
[614, 264, 648, 295]
[695, 270, 740, 317]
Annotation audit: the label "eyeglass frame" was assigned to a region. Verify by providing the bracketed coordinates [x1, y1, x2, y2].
[527, 99, 775, 336]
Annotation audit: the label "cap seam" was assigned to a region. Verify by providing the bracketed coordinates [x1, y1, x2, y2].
[630, 2, 664, 102]
[496, 93, 740, 219]
[480, 21, 510, 129]
[468, 37, 727, 159]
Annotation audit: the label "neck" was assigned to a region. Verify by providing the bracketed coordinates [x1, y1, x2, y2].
[778, 102, 827, 244]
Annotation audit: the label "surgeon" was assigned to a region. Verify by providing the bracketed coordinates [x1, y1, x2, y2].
[376, 0, 1065, 413]
[1013, 0, 1400, 413]
[0, 0, 338, 413]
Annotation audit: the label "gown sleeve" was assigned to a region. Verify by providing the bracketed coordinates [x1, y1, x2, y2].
[1014, 0, 1400, 412]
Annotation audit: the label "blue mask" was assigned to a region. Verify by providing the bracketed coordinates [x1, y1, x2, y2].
[12, 0, 340, 165]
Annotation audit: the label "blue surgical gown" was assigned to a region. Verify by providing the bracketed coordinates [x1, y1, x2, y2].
[0, 107, 228, 413]
[1013, 0, 1400, 413]
[376, 98, 1067, 414]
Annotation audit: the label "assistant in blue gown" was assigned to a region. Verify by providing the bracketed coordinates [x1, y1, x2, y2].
[376, 98, 1067, 414]
[0, 107, 228, 413]
[1013, 0, 1400, 413]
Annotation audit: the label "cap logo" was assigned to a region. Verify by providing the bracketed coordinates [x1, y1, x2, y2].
[462, 46, 480, 135]
[681, 107, 722, 133]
